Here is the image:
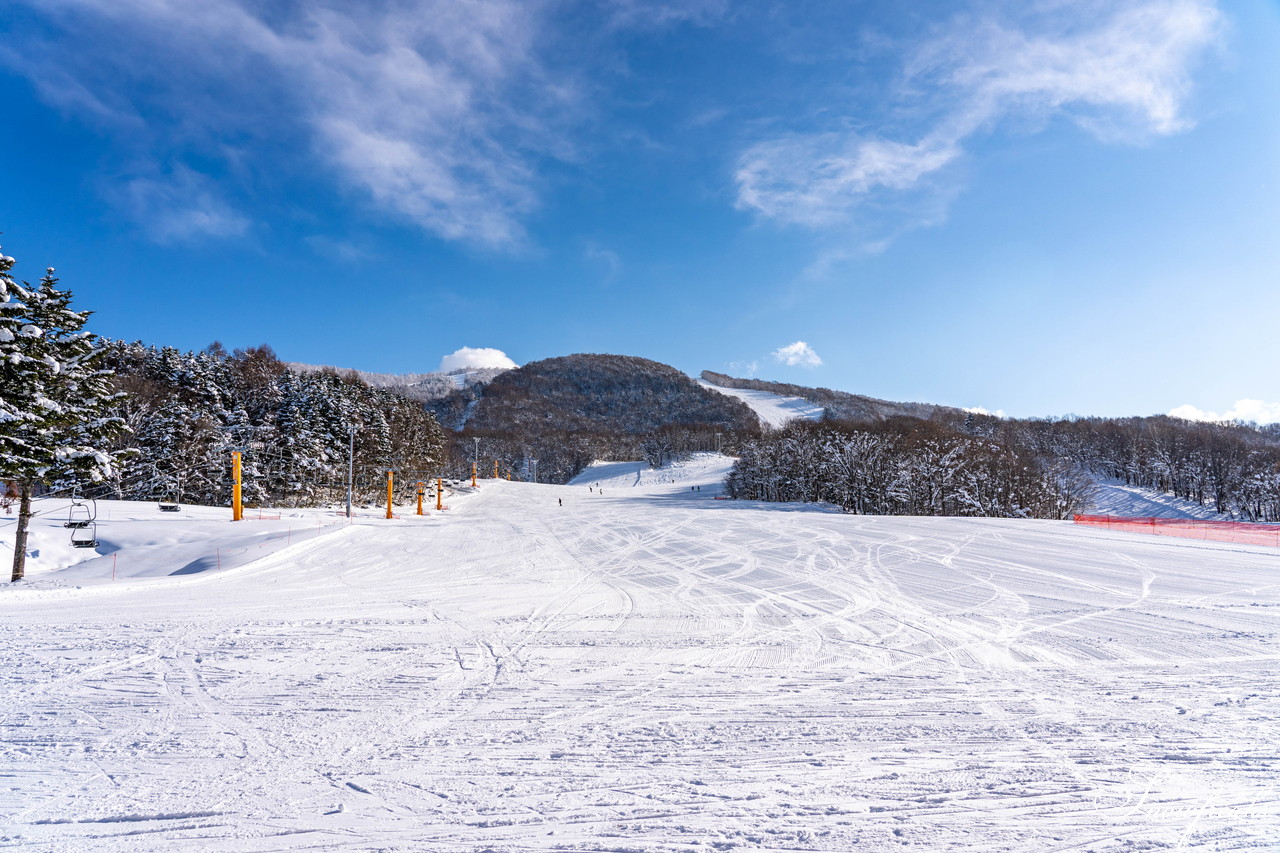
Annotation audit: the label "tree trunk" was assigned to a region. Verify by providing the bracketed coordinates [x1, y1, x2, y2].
[10, 482, 32, 583]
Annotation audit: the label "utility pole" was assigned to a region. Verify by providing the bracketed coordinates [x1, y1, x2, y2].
[472, 437, 480, 487]
[416, 481, 425, 516]
[436, 477, 443, 511]
[385, 469, 394, 519]
[346, 425, 355, 518]
[493, 458, 498, 479]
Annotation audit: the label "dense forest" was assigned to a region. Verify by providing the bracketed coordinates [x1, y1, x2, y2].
[726, 411, 1280, 521]
[89, 341, 447, 507]
[725, 418, 1090, 519]
[1017, 415, 1280, 519]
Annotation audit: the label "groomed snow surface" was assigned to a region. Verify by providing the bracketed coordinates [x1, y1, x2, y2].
[2, 455, 1278, 851]
[698, 381, 825, 429]
[1086, 479, 1231, 520]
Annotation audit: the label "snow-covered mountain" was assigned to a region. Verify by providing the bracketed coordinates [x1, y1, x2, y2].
[427, 353, 758, 434]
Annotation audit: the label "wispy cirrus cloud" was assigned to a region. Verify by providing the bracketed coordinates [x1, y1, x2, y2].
[2, 0, 573, 247]
[602, 0, 729, 30]
[584, 241, 623, 282]
[736, 1, 1223, 234]
[114, 167, 250, 244]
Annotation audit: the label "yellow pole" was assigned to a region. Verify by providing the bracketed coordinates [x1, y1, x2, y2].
[232, 451, 243, 522]
[416, 482, 424, 516]
[386, 470, 394, 519]
[506, 470, 511, 481]
[436, 477, 443, 511]
[471, 462, 477, 488]
[493, 459, 498, 479]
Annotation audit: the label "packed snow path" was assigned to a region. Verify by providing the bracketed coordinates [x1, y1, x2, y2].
[2, 461, 1278, 850]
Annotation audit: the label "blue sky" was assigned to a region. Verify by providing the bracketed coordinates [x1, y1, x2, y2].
[2, 0, 1278, 421]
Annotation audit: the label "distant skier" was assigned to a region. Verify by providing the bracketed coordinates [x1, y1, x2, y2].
[558, 498, 562, 507]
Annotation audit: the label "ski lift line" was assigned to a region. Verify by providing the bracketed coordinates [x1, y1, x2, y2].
[23, 454, 218, 502]
[19, 452, 444, 510]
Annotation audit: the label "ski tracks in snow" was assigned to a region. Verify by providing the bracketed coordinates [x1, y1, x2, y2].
[2, 480, 1278, 850]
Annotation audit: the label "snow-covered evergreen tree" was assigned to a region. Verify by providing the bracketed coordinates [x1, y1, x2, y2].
[1, 262, 126, 581]
[0, 246, 31, 441]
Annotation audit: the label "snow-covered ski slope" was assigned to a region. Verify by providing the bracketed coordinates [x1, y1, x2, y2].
[699, 379, 824, 428]
[2, 457, 1278, 851]
[1086, 478, 1229, 519]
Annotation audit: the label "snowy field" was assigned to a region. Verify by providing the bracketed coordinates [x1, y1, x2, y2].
[2, 456, 1278, 851]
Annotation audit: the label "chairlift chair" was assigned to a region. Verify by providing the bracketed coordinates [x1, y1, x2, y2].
[158, 480, 182, 512]
[64, 497, 96, 529]
[70, 521, 98, 549]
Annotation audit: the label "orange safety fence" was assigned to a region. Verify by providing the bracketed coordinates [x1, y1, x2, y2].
[1073, 515, 1280, 548]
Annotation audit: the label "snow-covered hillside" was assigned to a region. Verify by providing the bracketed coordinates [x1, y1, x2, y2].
[2, 466, 1277, 851]
[698, 379, 824, 428]
[1085, 478, 1229, 519]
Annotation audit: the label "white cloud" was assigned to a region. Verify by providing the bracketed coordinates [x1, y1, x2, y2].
[772, 341, 823, 368]
[1168, 399, 1280, 424]
[439, 347, 519, 373]
[736, 0, 1222, 230]
[5, 0, 573, 247]
[737, 134, 961, 227]
[115, 167, 250, 244]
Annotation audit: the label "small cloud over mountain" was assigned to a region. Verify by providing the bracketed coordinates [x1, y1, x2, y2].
[772, 341, 822, 368]
[439, 346, 519, 373]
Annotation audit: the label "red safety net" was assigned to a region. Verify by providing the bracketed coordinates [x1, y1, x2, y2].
[1073, 515, 1280, 548]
